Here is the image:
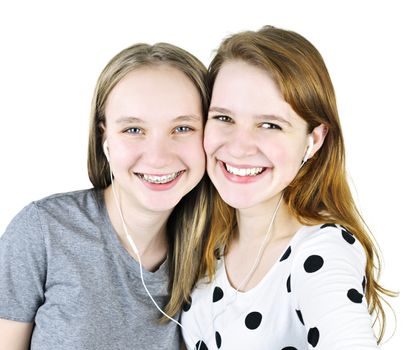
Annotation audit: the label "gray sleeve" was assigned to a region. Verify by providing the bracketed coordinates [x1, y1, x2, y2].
[0, 203, 47, 322]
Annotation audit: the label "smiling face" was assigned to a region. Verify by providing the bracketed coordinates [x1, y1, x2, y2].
[204, 60, 314, 211]
[103, 65, 205, 214]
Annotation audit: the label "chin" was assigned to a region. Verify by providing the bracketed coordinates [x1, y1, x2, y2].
[217, 192, 257, 210]
[143, 196, 183, 213]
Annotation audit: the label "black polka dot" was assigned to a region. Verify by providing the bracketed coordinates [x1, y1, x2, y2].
[304, 255, 324, 273]
[280, 246, 292, 261]
[195, 340, 208, 350]
[245, 311, 262, 330]
[286, 274, 291, 293]
[295, 309, 304, 325]
[320, 223, 337, 229]
[347, 288, 363, 303]
[307, 327, 320, 347]
[213, 286, 224, 303]
[341, 229, 356, 244]
[182, 297, 192, 312]
[215, 331, 222, 348]
[362, 276, 366, 292]
[282, 347, 298, 350]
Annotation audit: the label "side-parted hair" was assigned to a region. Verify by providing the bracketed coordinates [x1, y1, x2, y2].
[87, 43, 212, 319]
[204, 26, 396, 342]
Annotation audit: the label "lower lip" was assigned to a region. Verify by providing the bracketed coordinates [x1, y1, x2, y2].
[137, 172, 184, 191]
[218, 161, 268, 184]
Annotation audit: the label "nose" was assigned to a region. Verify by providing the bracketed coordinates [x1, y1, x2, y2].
[141, 136, 174, 169]
[226, 127, 258, 159]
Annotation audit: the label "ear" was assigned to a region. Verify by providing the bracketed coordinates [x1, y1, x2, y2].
[309, 123, 328, 158]
[99, 121, 107, 145]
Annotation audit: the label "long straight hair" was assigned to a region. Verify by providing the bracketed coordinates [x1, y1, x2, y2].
[204, 26, 396, 342]
[87, 42, 212, 318]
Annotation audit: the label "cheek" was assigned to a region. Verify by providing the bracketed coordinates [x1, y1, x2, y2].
[260, 137, 287, 163]
[181, 137, 206, 172]
[264, 139, 299, 169]
[110, 141, 138, 166]
[203, 123, 222, 156]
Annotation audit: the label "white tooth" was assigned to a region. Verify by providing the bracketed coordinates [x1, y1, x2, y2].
[141, 172, 180, 184]
[224, 163, 264, 176]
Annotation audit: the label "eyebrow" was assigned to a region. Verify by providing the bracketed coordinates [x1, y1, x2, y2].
[116, 115, 201, 124]
[209, 106, 232, 115]
[254, 114, 292, 127]
[116, 116, 145, 124]
[209, 106, 292, 127]
[172, 115, 202, 123]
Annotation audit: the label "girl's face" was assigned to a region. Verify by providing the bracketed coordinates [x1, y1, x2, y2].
[104, 65, 205, 214]
[204, 60, 318, 211]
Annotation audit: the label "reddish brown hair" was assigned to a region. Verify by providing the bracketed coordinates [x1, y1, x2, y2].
[204, 26, 395, 342]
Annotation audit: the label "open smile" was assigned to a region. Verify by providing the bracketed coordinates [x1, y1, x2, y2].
[136, 171, 184, 184]
[224, 163, 265, 176]
[222, 162, 266, 177]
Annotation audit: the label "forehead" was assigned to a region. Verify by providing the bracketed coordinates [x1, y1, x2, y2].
[105, 65, 202, 123]
[211, 60, 300, 122]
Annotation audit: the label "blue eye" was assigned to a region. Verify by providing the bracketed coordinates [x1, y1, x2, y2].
[125, 127, 143, 134]
[260, 122, 282, 130]
[174, 126, 193, 133]
[213, 115, 233, 123]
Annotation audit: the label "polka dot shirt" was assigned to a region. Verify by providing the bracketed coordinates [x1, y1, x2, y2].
[181, 224, 379, 349]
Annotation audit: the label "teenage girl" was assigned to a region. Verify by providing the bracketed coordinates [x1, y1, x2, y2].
[181, 26, 394, 350]
[0, 42, 211, 350]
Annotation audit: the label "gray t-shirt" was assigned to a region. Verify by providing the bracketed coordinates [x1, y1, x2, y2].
[0, 189, 180, 349]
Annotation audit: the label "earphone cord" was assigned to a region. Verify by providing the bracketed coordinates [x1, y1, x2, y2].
[202, 193, 283, 349]
[109, 174, 187, 333]
[235, 194, 283, 293]
[110, 171, 282, 350]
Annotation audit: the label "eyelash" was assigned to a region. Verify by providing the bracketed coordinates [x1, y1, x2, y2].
[212, 115, 233, 123]
[124, 127, 143, 134]
[259, 122, 282, 130]
[123, 126, 194, 135]
[174, 126, 194, 133]
[212, 115, 282, 130]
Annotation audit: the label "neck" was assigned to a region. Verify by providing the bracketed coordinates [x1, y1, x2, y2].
[225, 196, 302, 292]
[236, 195, 299, 244]
[104, 185, 172, 271]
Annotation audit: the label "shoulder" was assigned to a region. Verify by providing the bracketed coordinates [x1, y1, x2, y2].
[289, 224, 367, 292]
[288, 224, 367, 287]
[293, 223, 366, 262]
[32, 188, 103, 221]
[2, 188, 102, 241]
[34, 188, 100, 210]
[286, 225, 376, 347]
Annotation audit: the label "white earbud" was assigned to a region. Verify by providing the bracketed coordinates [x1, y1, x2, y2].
[302, 135, 314, 163]
[103, 139, 110, 161]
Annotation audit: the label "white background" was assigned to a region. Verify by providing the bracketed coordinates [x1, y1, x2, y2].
[0, 0, 415, 347]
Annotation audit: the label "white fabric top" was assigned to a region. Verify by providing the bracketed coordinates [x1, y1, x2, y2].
[181, 224, 379, 350]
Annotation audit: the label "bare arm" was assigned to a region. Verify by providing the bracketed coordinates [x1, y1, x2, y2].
[0, 319, 33, 350]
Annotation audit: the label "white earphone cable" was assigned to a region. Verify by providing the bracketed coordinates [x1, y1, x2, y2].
[109, 172, 186, 331]
[105, 135, 310, 349]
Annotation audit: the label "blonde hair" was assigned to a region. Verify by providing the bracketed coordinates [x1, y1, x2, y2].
[204, 26, 396, 342]
[87, 42, 212, 318]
